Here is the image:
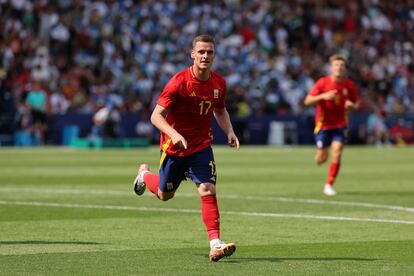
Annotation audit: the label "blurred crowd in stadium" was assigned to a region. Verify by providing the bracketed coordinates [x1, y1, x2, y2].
[0, 0, 413, 145]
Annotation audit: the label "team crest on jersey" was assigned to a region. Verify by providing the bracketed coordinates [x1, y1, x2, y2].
[190, 91, 197, 97]
[214, 89, 219, 98]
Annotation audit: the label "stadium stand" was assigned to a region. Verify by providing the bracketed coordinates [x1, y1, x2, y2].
[0, 0, 413, 145]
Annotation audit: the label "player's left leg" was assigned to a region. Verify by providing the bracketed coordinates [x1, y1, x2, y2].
[326, 140, 343, 184]
[188, 147, 236, 262]
[324, 129, 345, 195]
[197, 183, 220, 242]
[197, 183, 236, 262]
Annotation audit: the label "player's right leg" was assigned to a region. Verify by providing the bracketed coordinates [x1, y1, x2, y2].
[133, 164, 149, 195]
[315, 148, 328, 165]
[314, 130, 329, 165]
[133, 163, 177, 201]
[133, 150, 186, 200]
[133, 164, 161, 196]
[156, 153, 187, 201]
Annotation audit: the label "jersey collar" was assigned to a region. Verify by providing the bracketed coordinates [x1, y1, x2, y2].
[190, 66, 211, 81]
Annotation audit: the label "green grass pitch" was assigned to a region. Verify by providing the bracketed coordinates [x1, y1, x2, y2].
[0, 146, 413, 275]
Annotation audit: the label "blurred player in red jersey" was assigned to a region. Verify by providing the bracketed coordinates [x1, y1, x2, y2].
[133, 35, 239, 261]
[304, 54, 359, 196]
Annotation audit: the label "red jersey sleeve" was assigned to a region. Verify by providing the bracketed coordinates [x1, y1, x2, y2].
[308, 79, 323, 96]
[157, 75, 182, 110]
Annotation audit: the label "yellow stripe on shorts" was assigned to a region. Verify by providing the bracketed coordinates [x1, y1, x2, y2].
[314, 121, 322, 134]
[314, 111, 324, 134]
[159, 138, 172, 167]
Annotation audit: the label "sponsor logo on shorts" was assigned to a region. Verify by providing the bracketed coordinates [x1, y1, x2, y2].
[317, 140, 324, 149]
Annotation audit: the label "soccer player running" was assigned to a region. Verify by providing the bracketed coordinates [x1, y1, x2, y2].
[304, 54, 359, 196]
[133, 35, 239, 261]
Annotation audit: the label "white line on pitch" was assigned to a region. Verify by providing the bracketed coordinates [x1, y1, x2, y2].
[0, 200, 413, 225]
[0, 187, 413, 213]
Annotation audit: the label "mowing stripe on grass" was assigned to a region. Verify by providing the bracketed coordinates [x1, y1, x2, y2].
[223, 194, 414, 213]
[1, 187, 413, 213]
[0, 200, 413, 225]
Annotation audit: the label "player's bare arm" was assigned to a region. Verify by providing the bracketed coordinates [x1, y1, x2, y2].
[213, 107, 240, 149]
[151, 104, 188, 149]
[304, 90, 337, 106]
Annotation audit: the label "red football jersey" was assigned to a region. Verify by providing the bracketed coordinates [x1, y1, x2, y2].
[308, 76, 358, 132]
[157, 67, 226, 156]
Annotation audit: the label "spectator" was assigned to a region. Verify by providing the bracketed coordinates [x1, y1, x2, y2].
[366, 108, 390, 146]
[25, 82, 47, 144]
[135, 113, 155, 143]
[0, 0, 413, 145]
[14, 101, 32, 142]
[91, 101, 122, 140]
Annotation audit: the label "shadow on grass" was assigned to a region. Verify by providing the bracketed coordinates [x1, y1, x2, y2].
[222, 257, 378, 263]
[195, 253, 378, 263]
[0, 240, 104, 245]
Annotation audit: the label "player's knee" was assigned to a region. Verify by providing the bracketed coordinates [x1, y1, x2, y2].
[197, 183, 216, 196]
[158, 192, 175, 201]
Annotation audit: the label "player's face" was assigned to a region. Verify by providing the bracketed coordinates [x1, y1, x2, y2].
[330, 59, 346, 78]
[191, 41, 215, 70]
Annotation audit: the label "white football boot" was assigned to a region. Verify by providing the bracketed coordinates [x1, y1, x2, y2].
[133, 164, 149, 196]
[323, 184, 337, 196]
[209, 240, 236, 262]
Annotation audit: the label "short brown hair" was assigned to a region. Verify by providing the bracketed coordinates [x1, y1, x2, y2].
[192, 34, 215, 48]
[329, 54, 347, 64]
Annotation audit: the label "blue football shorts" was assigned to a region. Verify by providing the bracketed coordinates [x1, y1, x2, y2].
[158, 147, 217, 192]
[315, 127, 346, 149]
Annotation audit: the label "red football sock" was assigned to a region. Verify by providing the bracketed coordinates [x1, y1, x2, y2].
[143, 172, 160, 195]
[326, 162, 341, 185]
[201, 194, 220, 241]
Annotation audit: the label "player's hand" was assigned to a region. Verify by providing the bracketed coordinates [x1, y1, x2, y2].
[345, 100, 359, 110]
[171, 133, 188, 150]
[228, 133, 240, 150]
[322, 90, 337, 101]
